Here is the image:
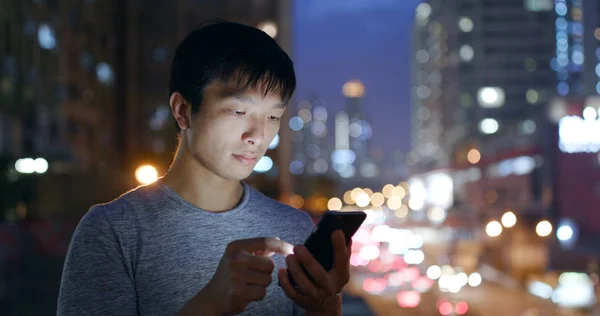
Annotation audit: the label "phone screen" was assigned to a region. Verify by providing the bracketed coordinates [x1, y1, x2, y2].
[289, 211, 366, 286]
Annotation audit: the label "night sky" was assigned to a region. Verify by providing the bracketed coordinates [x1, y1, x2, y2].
[294, 0, 423, 156]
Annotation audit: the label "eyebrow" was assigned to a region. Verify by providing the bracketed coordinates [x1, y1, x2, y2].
[226, 91, 287, 109]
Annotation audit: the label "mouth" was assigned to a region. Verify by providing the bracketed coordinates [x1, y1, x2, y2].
[232, 154, 258, 166]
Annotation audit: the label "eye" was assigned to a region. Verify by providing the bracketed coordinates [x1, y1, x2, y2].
[268, 116, 281, 122]
[231, 110, 246, 116]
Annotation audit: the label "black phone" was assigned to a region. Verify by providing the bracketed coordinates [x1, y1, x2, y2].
[289, 211, 366, 286]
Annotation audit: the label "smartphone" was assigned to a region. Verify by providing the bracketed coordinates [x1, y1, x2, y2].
[289, 211, 366, 286]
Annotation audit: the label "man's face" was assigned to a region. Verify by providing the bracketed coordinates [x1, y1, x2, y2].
[182, 81, 286, 181]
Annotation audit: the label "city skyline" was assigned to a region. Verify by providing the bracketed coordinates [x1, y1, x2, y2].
[295, 0, 422, 156]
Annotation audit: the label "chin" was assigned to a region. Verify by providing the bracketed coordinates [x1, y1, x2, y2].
[221, 168, 254, 181]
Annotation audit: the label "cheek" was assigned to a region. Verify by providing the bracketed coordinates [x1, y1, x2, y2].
[194, 119, 243, 149]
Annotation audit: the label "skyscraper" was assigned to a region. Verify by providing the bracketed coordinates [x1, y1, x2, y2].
[408, 0, 600, 253]
[409, 0, 600, 171]
[1, 0, 120, 168]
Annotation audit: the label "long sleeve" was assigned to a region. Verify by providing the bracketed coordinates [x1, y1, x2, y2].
[57, 206, 138, 316]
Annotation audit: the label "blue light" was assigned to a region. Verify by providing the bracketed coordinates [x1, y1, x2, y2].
[37, 24, 56, 50]
[557, 54, 569, 67]
[556, 39, 569, 52]
[253, 156, 273, 173]
[557, 82, 570, 96]
[289, 160, 304, 175]
[596, 82, 600, 94]
[331, 149, 356, 165]
[595, 64, 600, 77]
[555, 17, 568, 30]
[555, 3, 568, 16]
[550, 58, 559, 71]
[558, 69, 569, 80]
[556, 31, 568, 41]
[557, 218, 578, 249]
[570, 22, 584, 36]
[572, 51, 584, 65]
[268, 133, 279, 149]
[96, 62, 113, 85]
[288, 116, 304, 131]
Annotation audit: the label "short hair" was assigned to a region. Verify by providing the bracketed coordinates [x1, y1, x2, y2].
[169, 20, 296, 118]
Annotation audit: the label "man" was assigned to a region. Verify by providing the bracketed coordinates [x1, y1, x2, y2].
[57, 21, 351, 316]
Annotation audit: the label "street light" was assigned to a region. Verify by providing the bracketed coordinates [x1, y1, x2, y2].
[501, 211, 517, 228]
[536, 220, 553, 237]
[486, 221, 503, 237]
[135, 164, 158, 185]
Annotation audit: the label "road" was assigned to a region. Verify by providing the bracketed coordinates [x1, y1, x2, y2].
[346, 272, 600, 316]
[346, 272, 476, 315]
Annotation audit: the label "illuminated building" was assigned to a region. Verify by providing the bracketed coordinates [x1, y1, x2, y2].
[408, 0, 600, 258]
[288, 96, 331, 177]
[329, 80, 375, 181]
[0, 0, 120, 168]
[0, 0, 294, 217]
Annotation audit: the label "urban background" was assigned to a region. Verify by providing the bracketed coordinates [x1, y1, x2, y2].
[1, 0, 600, 315]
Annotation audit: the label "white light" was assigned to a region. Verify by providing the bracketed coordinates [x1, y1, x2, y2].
[458, 17, 474, 32]
[355, 192, 371, 208]
[583, 107, 597, 120]
[389, 242, 409, 255]
[425, 172, 454, 209]
[253, 156, 273, 173]
[416, 49, 430, 63]
[468, 273, 482, 287]
[404, 250, 425, 265]
[459, 45, 474, 61]
[359, 245, 380, 261]
[557, 225, 573, 241]
[409, 234, 424, 249]
[559, 116, 600, 153]
[456, 273, 469, 287]
[258, 21, 278, 38]
[477, 87, 505, 108]
[427, 207, 446, 224]
[501, 211, 517, 228]
[536, 220, 553, 237]
[338, 164, 356, 178]
[15, 158, 35, 174]
[486, 221, 502, 237]
[135, 165, 158, 185]
[415, 3, 432, 19]
[268, 134, 279, 149]
[408, 198, 424, 211]
[557, 219, 578, 248]
[529, 280, 553, 299]
[479, 118, 499, 134]
[34, 158, 48, 174]
[427, 265, 442, 280]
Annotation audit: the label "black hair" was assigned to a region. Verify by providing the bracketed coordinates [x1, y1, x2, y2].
[169, 20, 296, 120]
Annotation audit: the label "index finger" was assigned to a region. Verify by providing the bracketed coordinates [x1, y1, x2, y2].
[228, 237, 294, 256]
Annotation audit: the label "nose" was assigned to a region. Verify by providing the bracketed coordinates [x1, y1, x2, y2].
[242, 119, 265, 146]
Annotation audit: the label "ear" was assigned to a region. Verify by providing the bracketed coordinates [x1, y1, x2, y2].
[170, 92, 191, 130]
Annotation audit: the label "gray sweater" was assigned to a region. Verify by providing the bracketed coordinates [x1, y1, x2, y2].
[57, 181, 315, 315]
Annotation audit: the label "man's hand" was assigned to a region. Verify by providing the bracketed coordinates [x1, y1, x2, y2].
[178, 237, 293, 316]
[277, 230, 350, 315]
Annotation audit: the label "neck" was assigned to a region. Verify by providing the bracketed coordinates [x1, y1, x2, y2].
[162, 146, 244, 213]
